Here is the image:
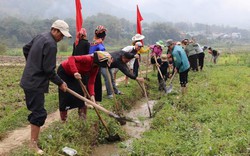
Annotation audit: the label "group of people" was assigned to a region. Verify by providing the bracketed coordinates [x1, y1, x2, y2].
[148, 38, 219, 94]
[19, 19, 218, 154]
[20, 19, 145, 154]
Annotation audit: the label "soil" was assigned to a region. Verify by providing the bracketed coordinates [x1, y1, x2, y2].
[0, 110, 60, 155]
[0, 55, 67, 66]
[91, 100, 155, 156]
[0, 55, 152, 155]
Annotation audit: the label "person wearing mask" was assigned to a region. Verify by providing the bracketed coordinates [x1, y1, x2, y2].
[20, 20, 71, 154]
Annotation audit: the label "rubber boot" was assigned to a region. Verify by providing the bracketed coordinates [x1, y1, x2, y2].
[78, 106, 87, 120]
[60, 111, 68, 122]
[30, 124, 44, 155]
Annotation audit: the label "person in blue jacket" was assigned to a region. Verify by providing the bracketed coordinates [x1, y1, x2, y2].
[166, 39, 190, 94]
[89, 25, 107, 101]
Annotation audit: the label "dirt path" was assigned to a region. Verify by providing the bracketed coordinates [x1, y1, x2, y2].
[0, 55, 152, 155]
[0, 110, 60, 155]
[0, 70, 152, 155]
[0, 55, 67, 66]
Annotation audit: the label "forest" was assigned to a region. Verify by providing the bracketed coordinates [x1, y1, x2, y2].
[1, 13, 250, 51]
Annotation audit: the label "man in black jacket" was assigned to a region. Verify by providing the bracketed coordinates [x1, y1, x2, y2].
[20, 20, 71, 154]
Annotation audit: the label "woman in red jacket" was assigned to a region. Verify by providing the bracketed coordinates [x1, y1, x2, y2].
[57, 51, 112, 122]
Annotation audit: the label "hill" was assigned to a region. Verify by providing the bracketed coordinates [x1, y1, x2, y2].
[0, 0, 163, 23]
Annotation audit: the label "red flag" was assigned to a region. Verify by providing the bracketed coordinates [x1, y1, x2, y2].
[75, 0, 83, 45]
[136, 5, 143, 35]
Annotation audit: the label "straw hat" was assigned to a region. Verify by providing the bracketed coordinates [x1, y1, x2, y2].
[132, 34, 145, 41]
[161, 54, 168, 62]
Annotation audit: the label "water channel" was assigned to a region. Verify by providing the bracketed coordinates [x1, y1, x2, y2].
[91, 99, 156, 156]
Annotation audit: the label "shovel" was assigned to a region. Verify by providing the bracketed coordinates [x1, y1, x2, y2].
[144, 51, 150, 81]
[66, 88, 139, 125]
[106, 67, 121, 114]
[166, 71, 176, 94]
[154, 55, 167, 92]
[78, 80, 121, 142]
[136, 80, 152, 118]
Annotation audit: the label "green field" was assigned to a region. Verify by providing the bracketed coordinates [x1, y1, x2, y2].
[0, 50, 249, 155]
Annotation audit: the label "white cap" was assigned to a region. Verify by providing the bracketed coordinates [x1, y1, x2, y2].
[51, 20, 72, 38]
[135, 42, 143, 47]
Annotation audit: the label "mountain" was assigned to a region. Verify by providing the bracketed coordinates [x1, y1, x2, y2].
[0, 0, 164, 23]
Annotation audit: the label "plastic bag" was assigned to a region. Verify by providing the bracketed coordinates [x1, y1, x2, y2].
[62, 146, 77, 156]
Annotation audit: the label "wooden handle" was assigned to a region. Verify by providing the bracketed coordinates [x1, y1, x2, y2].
[154, 55, 164, 79]
[66, 88, 113, 116]
[78, 79, 91, 98]
[169, 71, 176, 84]
[78, 79, 111, 134]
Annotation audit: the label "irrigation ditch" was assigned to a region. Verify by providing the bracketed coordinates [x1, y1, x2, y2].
[0, 55, 158, 155]
[91, 99, 156, 156]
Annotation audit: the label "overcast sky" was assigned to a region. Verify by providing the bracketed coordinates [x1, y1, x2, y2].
[109, 0, 250, 29]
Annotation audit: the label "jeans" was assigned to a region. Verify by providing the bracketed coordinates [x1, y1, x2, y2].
[101, 67, 120, 95]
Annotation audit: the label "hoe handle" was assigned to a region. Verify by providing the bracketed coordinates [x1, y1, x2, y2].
[78, 80, 111, 135]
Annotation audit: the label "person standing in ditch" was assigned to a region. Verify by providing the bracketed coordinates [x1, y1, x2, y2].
[166, 39, 190, 95]
[20, 20, 71, 154]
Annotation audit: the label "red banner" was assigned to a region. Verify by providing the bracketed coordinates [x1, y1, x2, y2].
[136, 4, 143, 35]
[75, 0, 83, 45]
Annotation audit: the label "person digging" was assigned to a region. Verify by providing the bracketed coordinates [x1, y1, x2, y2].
[20, 20, 71, 155]
[166, 39, 190, 95]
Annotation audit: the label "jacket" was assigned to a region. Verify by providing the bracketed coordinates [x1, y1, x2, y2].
[20, 32, 63, 93]
[172, 45, 190, 73]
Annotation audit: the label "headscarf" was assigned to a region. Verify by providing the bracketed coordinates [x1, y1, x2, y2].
[93, 51, 112, 67]
[75, 28, 87, 46]
[95, 25, 107, 39]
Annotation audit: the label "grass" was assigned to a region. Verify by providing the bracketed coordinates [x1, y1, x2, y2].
[0, 50, 249, 155]
[130, 54, 250, 155]
[7, 72, 144, 155]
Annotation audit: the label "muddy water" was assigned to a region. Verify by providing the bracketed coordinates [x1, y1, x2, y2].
[91, 99, 155, 156]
